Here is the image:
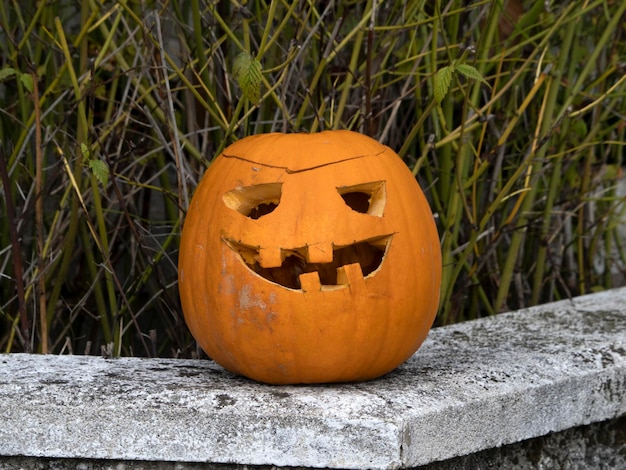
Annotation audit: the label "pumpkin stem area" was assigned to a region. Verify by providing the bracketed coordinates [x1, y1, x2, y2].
[224, 236, 392, 290]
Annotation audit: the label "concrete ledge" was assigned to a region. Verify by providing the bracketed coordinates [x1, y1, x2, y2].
[1, 288, 625, 469]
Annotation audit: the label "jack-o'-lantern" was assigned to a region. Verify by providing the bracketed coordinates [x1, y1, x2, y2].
[178, 130, 441, 384]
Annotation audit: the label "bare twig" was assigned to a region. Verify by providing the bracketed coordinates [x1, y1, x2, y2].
[0, 148, 30, 352]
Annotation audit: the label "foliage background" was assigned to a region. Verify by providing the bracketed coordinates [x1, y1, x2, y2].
[1, 0, 625, 356]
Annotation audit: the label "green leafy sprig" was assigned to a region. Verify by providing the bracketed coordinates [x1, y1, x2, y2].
[433, 61, 489, 104]
[232, 51, 263, 103]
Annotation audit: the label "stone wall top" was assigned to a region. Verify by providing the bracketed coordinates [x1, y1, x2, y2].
[1, 288, 625, 469]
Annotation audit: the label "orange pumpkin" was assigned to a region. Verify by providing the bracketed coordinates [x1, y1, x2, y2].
[178, 130, 441, 384]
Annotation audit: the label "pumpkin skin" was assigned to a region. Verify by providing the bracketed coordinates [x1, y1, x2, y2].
[178, 130, 441, 384]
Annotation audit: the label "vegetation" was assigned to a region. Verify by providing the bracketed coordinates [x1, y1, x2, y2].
[1, 0, 625, 356]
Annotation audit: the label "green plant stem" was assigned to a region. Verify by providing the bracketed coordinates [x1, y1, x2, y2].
[94, 0, 205, 161]
[293, 2, 374, 129]
[52, 14, 118, 346]
[530, 13, 580, 304]
[553, 0, 626, 123]
[44, 16, 90, 325]
[490, 2, 576, 311]
[32, 68, 48, 353]
[333, 10, 367, 129]
[190, 0, 211, 90]
[493, 78, 555, 312]
[79, 221, 112, 344]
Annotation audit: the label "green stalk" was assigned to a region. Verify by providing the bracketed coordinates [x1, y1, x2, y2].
[430, 6, 448, 200]
[191, 0, 211, 89]
[44, 13, 93, 325]
[438, 0, 500, 321]
[124, 219, 181, 312]
[530, 123, 568, 304]
[498, 0, 626, 310]
[577, 144, 594, 293]
[554, 0, 626, 123]
[294, 3, 374, 129]
[51, 17, 119, 348]
[255, 0, 279, 59]
[333, 12, 367, 128]
[426, 5, 462, 315]
[530, 15, 579, 304]
[78, 222, 112, 344]
[492, 1, 581, 312]
[94, 0, 205, 161]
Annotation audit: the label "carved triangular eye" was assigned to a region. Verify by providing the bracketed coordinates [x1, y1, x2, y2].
[223, 183, 282, 219]
[337, 181, 386, 217]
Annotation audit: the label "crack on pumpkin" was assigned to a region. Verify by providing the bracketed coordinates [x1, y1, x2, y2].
[221, 149, 386, 174]
[224, 235, 392, 290]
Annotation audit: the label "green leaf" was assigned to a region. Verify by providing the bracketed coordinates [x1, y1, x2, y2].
[455, 63, 490, 86]
[83, 143, 108, 186]
[433, 66, 453, 104]
[570, 118, 588, 143]
[89, 158, 109, 187]
[0, 67, 34, 92]
[80, 142, 90, 159]
[232, 51, 262, 103]
[19, 74, 34, 93]
[0, 67, 17, 81]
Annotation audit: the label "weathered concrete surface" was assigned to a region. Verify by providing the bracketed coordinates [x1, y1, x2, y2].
[1, 288, 625, 469]
[425, 415, 626, 469]
[1, 416, 624, 469]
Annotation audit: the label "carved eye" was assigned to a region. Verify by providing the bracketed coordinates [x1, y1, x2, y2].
[223, 183, 282, 219]
[337, 181, 386, 217]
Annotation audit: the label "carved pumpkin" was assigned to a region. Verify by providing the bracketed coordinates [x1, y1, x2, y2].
[178, 130, 441, 384]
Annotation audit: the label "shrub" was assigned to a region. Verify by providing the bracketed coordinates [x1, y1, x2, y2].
[1, 0, 624, 355]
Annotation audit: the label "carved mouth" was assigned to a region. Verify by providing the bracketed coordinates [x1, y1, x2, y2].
[225, 235, 392, 290]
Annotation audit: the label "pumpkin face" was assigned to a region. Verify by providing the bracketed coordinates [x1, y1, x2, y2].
[178, 130, 441, 384]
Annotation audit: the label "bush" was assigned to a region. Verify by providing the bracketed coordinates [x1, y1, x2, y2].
[1, 0, 625, 355]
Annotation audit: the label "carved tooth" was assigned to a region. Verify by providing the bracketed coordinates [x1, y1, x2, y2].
[306, 243, 334, 264]
[336, 262, 366, 293]
[299, 271, 321, 292]
[258, 247, 283, 268]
